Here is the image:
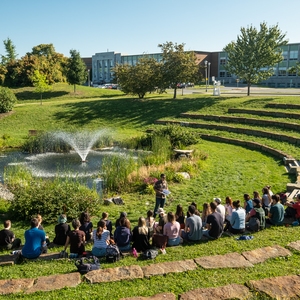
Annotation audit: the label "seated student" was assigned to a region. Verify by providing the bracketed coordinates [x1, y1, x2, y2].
[53, 214, 71, 246]
[191, 201, 201, 216]
[203, 202, 224, 239]
[36, 214, 50, 245]
[154, 208, 167, 234]
[0, 220, 21, 250]
[163, 212, 182, 246]
[266, 194, 285, 226]
[101, 212, 113, 237]
[286, 194, 300, 221]
[145, 210, 155, 237]
[64, 219, 85, 257]
[113, 217, 132, 252]
[115, 212, 128, 228]
[132, 217, 150, 252]
[79, 212, 93, 243]
[201, 202, 212, 228]
[22, 218, 47, 259]
[92, 220, 110, 257]
[181, 205, 202, 241]
[243, 194, 253, 214]
[228, 200, 246, 234]
[246, 198, 266, 231]
[175, 204, 185, 229]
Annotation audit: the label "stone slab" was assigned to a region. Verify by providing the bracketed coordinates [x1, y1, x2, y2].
[84, 265, 144, 283]
[0, 278, 34, 295]
[194, 252, 254, 269]
[0, 260, 14, 266]
[120, 293, 176, 300]
[242, 245, 291, 264]
[249, 275, 300, 299]
[25, 272, 81, 294]
[287, 240, 300, 251]
[0, 254, 17, 263]
[179, 284, 252, 300]
[142, 259, 197, 278]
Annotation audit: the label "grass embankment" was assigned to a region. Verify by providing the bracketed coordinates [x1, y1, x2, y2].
[0, 84, 299, 299]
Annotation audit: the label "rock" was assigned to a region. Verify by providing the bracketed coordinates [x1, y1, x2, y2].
[0, 278, 34, 295]
[248, 275, 300, 299]
[142, 259, 197, 278]
[120, 293, 176, 300]
[179, 284, 252, 300]
[84, 265, 144, 283]
[176, 172, 190, 179]
[0, 183, 14, 200]
[194, 252, 254, 269]
[242, 245, 291, 264]
[25, 273, 81, 294]
[287, 240, 300, 251]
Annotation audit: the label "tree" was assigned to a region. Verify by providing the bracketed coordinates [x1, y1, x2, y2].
[1, 38, 18, 64]
[30, 70, 52, 105]
[114, 57, 161, 99]
[224, 22, 288, 96]
[158, 42, 198, 99]
[0, 86, 17, 113]
[64, 49, 87, 93]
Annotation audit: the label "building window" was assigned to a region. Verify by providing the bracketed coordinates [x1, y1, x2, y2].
[289, 51, 298, 60]
[220, 71, 225, 77]
[278, 69, 286, 76]
[282, 51, 288, 60]
[227, 72, 232, 77]
[220, 59, 226, 65]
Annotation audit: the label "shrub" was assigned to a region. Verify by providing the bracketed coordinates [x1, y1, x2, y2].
[0, 86, 17, 113]
[8, 177, 99, 223]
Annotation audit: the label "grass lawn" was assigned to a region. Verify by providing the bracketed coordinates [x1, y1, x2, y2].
[0, 84, 299, 299]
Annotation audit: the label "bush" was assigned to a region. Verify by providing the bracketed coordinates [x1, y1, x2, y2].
[8, 177, 100, 223]
[0, 86, 17, 113]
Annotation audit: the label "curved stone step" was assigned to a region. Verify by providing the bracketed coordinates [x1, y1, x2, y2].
[228, 108, 300, 119]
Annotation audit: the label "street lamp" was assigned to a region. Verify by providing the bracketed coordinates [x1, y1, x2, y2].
[204, 60, 208, 92]
[208, 62, 211, 87]
[87, 69, 90, 87]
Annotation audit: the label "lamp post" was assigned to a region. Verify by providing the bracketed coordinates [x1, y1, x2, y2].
[208, 62, 211, 88]
[87, 69, 90, 87]
[204, 60, 208, 92]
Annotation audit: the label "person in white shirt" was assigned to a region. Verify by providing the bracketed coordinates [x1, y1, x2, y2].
[214, 197, 225, 222]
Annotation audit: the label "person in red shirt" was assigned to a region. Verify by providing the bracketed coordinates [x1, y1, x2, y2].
[286, 194, 300, 220]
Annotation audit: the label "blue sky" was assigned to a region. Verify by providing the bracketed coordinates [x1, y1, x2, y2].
[1, 0, 299, 58]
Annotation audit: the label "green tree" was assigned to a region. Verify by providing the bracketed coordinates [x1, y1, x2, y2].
[158, 42, 198, 99]
[114, 57, 161, 99]
[30, 70, 52, 105]
[65, 49, 87, 93]
[1, 38, 18, 64]
[224, 22, 288, 96]
[0, 86, 17, 113]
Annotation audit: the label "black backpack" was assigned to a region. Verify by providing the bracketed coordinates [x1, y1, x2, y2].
[142, 248, 158, 260]
[75, 256, 100, 274]
[248, 217, 260, 232]
[106, 244, 122, 262]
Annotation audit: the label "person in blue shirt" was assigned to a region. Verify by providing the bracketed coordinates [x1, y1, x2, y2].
[243, 194, 253, 214]
[22, 218, 46, 259]
[229, 200, 246, 234]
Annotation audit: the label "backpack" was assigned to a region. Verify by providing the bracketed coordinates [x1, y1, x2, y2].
[106, 244, 122, 262]
[142, 248, 158, 260]
[75, 256, 100, 274]
[248, 217, 260, 232]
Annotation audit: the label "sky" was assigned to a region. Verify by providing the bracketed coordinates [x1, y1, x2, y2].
[1, 0, 300, 58]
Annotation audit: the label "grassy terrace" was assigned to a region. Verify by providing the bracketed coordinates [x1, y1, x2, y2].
[0, 84, 300, 299]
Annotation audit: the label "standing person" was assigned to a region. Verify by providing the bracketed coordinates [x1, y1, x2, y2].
[132, 217, 151, 252]
[266, 194, 285, 226]
[92, 220, 110, 257]
[0, 220, 21, 250]
[22, 218, 47, 259]
[181, 205, 202, 241]
[203, 202, 224, 239]
[64, 219, 85, 257]
[214, 197, 225, 222]
[228, 200, 246, 234]
[114, 217, 132, 252]
[175, 204, 185, 229]
[153, 174, 168, 218]
[79, 212, 93, 243]
[243, 194, 253, 214]
[163, 212, 182, 246]
[53, 214, 71, 246]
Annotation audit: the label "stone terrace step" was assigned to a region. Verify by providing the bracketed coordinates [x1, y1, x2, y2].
[266, 103, 300, 110]
[228, 108, 300, 119]
[180, 112, 300, 131]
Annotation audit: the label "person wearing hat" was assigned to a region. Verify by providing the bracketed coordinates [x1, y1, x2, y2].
[154, 208, 167, 234]
[53, 214, 71, 246]
[246, 199, 265, 231]
[153, 174, 168, 218]
[214, 197, 225, 222]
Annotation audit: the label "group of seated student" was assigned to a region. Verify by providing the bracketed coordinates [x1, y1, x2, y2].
[2, 187, 299, 259]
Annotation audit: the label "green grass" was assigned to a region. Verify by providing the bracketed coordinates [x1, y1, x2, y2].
[0, 85, 300, 299]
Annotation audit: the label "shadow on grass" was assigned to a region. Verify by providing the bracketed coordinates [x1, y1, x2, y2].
[15, 90, 69, 100]
[52, 96, 227, 127]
